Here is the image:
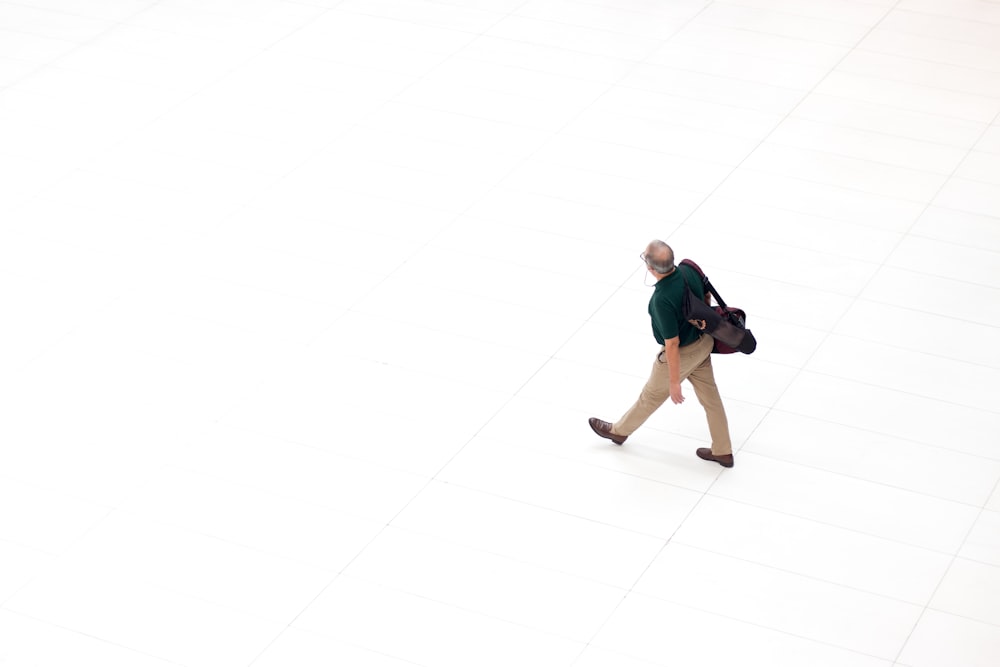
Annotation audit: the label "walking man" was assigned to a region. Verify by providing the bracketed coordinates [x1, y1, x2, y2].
[589, 240, 734, 467]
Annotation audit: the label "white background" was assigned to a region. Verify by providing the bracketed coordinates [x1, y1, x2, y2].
[1, 0, 999, 665]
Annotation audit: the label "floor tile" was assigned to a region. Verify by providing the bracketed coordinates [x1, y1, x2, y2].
[861, 32, 999, 79]
[530, 133, 735, 193]
[862, 265, 1000, 328]
[457, 34, 637, 84]
[343, 527, 625, 643]
[50, 510, 334, 622]
[745, 411, 1000, 506]
[592, 591, 891, 667]
[313, 310, 551, 394]
[777, 371, 1000, 460]
[485, 14, 663, 60]
[767, 116, 968, 174]
[565, 107, 761, 167]
[669, 224, 880, 297]
[514, 0, 698, 39]
[0, 610, 177, 667]
[930, 557, 1000, 626]
[390, 481, 665, 589]
[978, 124, 1000, 153]
[500, 158, 706, 221]
[619, 63, 807, 115]
[879, 5, 1000, 50]
[673, 496, 952, 605]
[465, 186, 669, 248]
[897, 609, 1000, 667]
[988, 483, 1000, 512]
[0, 479, 110, 555]
[709, 453, 980, 553]
[836, 48, 1000, 97]
[834, 298, 1000, 369]
[714, 168, 926, 232]
[646, 41, 829, 90]
[386, 244, 621, 320]
[911, 205, 1000, 252]
[304, 8, 478, 55]
[0, 542, 53, 606]
[895, 0, 1000, 25]
[292, 576, 584, 667]
[572, 646, 665, 667]
[175, 423, 430, 520]
[437, 434, 705, 537]
[933, 176, 1000, 218]
[790, 92, 987, 147]
[0, 3, 113, 41]
[251, 627, 422, 667]
[116, 466, 386, 571]
[813, 70, 1000, 123]
[590, 84, 785, 140]
[422, 55, 608, 107]
[886, 233, 1000, 288]
[4, 568, 285, 667]
[740, 142, 949, 202]
[805, 334, 1000, 413]
[960, 510, 1000, 566]
[429, 215, 636, 284]
[733, 316, 827, 369]
[696, 2, 875, 45]
[338, 0, 507, 33]
[634, 543, 922, 659]
[956, 150, 1000, 186]
[219, 354, 509, 476]
[685, 195, 903, 263]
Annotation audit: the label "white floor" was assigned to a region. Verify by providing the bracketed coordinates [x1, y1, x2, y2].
[2, 0, 1000, 665]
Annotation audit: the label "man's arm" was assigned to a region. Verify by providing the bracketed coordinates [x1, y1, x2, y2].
[664, 336, 684, 404]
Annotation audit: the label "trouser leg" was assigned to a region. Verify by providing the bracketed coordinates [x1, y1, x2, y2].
[612, 351, 671, 436]
[686, 348, 733, 456]
[614, 334, 721, 438]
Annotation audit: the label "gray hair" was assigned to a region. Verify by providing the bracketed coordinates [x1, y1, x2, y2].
[644, 240, 675, 274]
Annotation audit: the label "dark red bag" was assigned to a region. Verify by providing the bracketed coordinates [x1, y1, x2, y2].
[680, 259, 757, 355]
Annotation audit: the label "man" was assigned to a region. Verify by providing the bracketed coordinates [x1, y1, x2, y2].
[589, 240, 734, 467]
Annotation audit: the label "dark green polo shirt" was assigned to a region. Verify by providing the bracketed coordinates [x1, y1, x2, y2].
[649, 263, 705, 347]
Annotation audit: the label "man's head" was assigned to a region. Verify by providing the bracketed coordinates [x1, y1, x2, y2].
[642, 240, 675, 276]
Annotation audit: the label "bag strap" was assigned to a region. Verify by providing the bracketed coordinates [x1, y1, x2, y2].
[679, 259, 728, 309]
[706, 277, 727, 309]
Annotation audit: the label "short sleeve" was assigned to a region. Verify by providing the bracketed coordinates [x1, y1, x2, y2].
[651, 294, 680, 341]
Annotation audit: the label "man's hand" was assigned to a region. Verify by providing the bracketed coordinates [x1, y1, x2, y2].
[670, 381, 684, 404]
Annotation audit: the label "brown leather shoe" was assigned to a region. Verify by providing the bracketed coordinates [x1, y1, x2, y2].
[696, 448, 734, 468]
[589, 418, 626, 445]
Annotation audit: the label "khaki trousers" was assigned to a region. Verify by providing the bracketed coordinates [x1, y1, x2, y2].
[613, 334, 733, 456]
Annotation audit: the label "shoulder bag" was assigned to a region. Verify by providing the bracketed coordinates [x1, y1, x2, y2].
[679, 259, 757, 355]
